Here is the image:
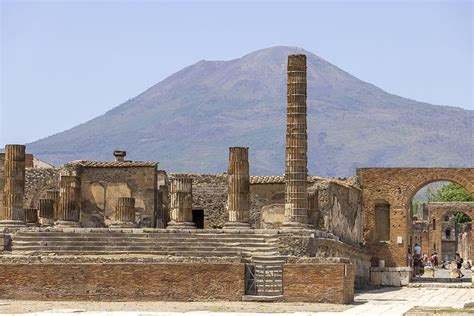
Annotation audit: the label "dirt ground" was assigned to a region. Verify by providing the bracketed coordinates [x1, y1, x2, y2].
[0, 300, 350, 314]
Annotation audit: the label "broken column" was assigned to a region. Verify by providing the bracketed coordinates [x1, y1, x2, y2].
[57, 164, 81, 227]
[283, 55, 310, 228]
[225, 147, 250, 228]
[45, 190, 60, 220]
[0, 144, 26, 226]
[38, 198, 54, 226]
[167, 175, 195, 229]
[25, 208, 38, 226]
[110, 197, 136, 228]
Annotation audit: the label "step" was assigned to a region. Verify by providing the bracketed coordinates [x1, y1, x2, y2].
[11, 250, 244, 257]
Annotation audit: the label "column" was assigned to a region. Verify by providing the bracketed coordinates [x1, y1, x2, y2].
[25, 208, 38, 226]
[57, 165, 81, 227]
[167, 175, 195, 229]
[38, 198, 54, 226]
[110, 197, 135, 228]
[0, 144, 26, 226]
[224, 147, 251, 228]
[283, 54, 310, 228]
[46, 190, 60, 220]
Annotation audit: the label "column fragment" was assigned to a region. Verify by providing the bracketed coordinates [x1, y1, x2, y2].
[39, 198, 54, 226]
[57, 165, 81, 227]
[111, 197, 136, 228]
[167, 175, 195, 229]
[0, 144, 26, 226]
[283, 55, 310, 228]
[225, 147, 251, 228]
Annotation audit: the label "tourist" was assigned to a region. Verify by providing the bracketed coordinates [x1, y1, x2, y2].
[455, 253, 464, 278]
[433, 252, 439, 267]
[414, 243, 422, 258]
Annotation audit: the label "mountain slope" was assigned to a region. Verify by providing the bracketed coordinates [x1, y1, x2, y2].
[28, 46, 474, 176]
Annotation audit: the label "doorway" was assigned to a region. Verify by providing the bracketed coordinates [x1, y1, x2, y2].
[192, 209, 204, 229]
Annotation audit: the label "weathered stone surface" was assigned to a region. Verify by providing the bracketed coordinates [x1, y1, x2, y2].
[111, 197, 135, 227]
[58, 165, 82, 226]
[38, 198, 54, 226]
[168, 175, 195, 229]
[1, 144, 26, 225]
[226, 147, 250, 227]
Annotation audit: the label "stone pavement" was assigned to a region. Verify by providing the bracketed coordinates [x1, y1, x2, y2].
[0, 287, 472, 316]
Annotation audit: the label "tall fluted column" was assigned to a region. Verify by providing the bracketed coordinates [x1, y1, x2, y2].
[39, 198, 54, 226]
[0, 144, 26, 226]
[167, 175, 195, 229]
[283, 55, 310, 228]
[46, 190, 60, 220]
[224, 147, 251, 228]
[110, 197, 135, 228]
[57, 165, 81, 227]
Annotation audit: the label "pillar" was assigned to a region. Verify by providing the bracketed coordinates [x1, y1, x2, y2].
[110, 197, 135, 228]
[57, 165, 81, 227]
[167, 175, 195, 229]
[45, 190, 60, 220]
[0, 144, 26, 226]
[25, 208, 38, 226]
[283, 55, 310, 229]
[38, 198, 54, 226]
[225, 147, 251, 228]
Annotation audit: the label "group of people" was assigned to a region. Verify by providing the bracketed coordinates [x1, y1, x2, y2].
[409, 243, 467, 278]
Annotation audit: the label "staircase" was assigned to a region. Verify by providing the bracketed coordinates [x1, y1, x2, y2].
[9, 230, 280, 258]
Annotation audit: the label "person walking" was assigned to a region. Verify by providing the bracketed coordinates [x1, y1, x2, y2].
[455, 253, 464, 278]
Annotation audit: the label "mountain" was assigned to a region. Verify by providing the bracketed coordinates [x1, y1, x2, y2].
[27, 46, 474, 177]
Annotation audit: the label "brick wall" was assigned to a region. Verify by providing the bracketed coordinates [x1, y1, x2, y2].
[283, 263, 354, 304]
[0, 262, 244, 301]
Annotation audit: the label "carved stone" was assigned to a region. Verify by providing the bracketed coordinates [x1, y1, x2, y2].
[39, 198, 54, 226]
[225, 147, 250, 228]
[167, 175, 195, 229]
[110, 197, 135, 228]
[57, 165, 81, 227]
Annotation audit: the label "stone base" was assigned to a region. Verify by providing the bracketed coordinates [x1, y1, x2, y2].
[370, 267, 412, 287]
[39, 218, 55, 226]
[55, 220, 81, 227]
[281, 221, 313, 231]
[166, 222, 196, 229]
[0, 220, 26, 228]
[223, 222, 251, 229]
[109, 222, 135, 228]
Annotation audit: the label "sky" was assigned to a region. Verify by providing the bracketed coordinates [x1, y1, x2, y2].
[1, 0, 473, 147]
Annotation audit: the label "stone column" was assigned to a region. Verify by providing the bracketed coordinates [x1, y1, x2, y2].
[46, 190, 60, 220]
[39, 198, 54, 226]
[167, 175, 195, 229]
[283, 55, 310, 228]
[0, 144, 26, 226]
[25, 208, 38, 226]
[110, 197, 135, 228]
[225, 147, 251, 228]
[57, 165, 81, 227]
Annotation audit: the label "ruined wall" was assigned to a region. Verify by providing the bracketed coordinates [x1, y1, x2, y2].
[24, 168, 60, 209]
[0, 262, 244, 301]
[283, 262, 354, 303]
[80, 166, 157, 227]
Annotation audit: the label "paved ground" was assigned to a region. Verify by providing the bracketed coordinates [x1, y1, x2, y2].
[0, 286, 472, 315]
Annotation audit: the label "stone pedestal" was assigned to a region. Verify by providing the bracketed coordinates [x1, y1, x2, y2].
[25, 208, 38, 226]
[57, 166, 81, 227]
[39, 199, 54, 226]
[225, 147, 251, 229]
[167, 175, 195, 229]
[110, 197, 136, 228]
[0, 144, 26, 227]
[283, 55, 310, 229]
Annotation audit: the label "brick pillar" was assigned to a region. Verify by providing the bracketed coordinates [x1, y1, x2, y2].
[24, 208, 38, 226]
[110, 197, 136, 228]
[38, 198, 54, 226]
[225, 147, 251, 228]
[167, 175, 195, 229]
[0, 144, 26, 226]
[57, 165, 81, 227]
[283, 55, 310, 229]
[45, 190, 60, 220]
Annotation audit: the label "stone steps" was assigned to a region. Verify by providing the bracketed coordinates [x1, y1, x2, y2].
[10, 231, 281, 258]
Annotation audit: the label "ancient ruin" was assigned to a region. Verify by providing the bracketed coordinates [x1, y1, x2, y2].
[0, 54, 472, 303]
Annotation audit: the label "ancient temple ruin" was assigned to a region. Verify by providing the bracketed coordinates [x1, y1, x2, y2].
[0, 54, 472, 302]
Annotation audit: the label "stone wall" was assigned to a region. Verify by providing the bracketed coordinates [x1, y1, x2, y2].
[24, 168, 60, 209]
[80, 165, 157, 227]
[283, 262, 354, 303]
[0, 262, 244, 301]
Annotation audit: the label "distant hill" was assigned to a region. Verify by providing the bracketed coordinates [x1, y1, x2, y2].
[28, 46, 474, 177]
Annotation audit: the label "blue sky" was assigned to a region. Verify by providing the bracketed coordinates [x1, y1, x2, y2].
[1, 0, 472, 146]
